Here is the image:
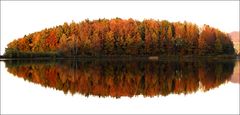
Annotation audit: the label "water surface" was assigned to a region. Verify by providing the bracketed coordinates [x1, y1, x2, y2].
[1, 59, 239, 114]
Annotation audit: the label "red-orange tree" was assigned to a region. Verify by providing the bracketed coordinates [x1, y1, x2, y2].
[4, 18, 235, 57]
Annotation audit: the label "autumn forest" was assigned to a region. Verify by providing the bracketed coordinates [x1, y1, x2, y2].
[4, 18, 236, 58]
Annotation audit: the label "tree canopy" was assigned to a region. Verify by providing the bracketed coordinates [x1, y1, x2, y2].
[4, 18, 236, 57]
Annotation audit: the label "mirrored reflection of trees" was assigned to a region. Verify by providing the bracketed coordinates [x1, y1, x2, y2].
[4, 59, 235, 98]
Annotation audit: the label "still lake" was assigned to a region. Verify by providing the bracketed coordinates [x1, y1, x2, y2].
[1, 59, 239, 114]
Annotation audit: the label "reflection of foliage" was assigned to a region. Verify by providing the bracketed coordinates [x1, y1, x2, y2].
[5, 59, 234, 98]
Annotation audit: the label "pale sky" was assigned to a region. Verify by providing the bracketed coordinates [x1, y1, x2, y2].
[1, 1, 239, 55]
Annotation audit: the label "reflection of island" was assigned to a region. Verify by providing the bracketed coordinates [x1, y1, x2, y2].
[231, 60, 240, 83]
[4, 59, 235, 98]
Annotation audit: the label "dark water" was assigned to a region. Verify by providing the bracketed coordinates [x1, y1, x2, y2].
[2, 59, 238, 98]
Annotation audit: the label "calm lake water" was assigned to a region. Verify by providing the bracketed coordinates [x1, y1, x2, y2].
[1, 59, 239, 114]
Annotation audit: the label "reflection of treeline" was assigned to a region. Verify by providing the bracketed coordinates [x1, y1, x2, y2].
[4, 18, 235, 58]
[5, 60, 234, 97]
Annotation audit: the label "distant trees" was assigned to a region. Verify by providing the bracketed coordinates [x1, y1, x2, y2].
[4, 18, 236, 57]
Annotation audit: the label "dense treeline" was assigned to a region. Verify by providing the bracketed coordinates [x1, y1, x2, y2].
[4, 18, 236, 57]
[5, 60, 234, 97]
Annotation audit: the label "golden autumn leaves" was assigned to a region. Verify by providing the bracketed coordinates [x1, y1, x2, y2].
[4, 18, 235, 58]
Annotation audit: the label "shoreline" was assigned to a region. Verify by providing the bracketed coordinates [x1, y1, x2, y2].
[0, 55, 239, 61]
